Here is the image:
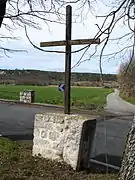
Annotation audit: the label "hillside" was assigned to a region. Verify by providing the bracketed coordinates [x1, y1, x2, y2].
[0, 69, 117, 87]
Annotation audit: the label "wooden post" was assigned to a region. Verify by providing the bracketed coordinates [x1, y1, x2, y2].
[64, 5, 72, 114]
[40, 39, 100, 47]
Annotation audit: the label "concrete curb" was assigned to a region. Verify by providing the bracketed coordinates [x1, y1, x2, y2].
[0, 98, 97, 115]
[0, 98, 119, 118]
[0, 98, 64, 109]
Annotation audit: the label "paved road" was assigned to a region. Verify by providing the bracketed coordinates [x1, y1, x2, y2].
[105, 89, 135, 115]
[0, 102, 64, 140]
[0, 102, 95, 140]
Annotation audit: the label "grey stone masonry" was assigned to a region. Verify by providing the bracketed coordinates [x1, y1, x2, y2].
[20, 90, 35, 103]
[32, 113, 96, 170]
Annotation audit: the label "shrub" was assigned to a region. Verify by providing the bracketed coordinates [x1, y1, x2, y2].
[117, 56, 135, 98]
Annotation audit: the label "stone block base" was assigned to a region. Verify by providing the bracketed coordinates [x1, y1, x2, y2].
[20, 90, 35, 103]
[32, 113, 96, 170]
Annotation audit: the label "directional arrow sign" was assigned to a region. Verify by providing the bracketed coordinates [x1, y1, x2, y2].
[58, 84, 65, 91]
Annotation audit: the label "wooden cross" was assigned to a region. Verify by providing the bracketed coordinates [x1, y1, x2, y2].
[40, 5, 100, 114]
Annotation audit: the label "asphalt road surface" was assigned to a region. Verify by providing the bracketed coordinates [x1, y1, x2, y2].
[105, 89, 135, 114]
[0, 102, 94, 141]
[0, 102, 64, 140]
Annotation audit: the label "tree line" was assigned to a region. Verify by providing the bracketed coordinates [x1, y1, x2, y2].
[0, 69, 116, 86]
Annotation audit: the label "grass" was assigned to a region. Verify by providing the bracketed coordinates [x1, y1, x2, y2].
[120, 94, 135, 105]
[122, 97, 135, 105]
[0, 138, 118, 180]
[0, 85, 113, 109]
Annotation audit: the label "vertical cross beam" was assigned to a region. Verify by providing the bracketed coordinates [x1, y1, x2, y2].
[64, 5, 72, 114]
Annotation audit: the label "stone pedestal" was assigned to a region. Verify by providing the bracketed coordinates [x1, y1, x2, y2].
[20, 90, 35, 103]
[32, 113, 96, 171]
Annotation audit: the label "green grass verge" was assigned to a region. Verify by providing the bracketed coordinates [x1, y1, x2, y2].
[123, 97, 135, 105]
[120, 95, 135, 105]
[0, 138, 118, 180]
[0, 85, 113, 109]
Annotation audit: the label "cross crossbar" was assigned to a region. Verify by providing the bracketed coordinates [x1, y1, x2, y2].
[40, 38, 100, 47]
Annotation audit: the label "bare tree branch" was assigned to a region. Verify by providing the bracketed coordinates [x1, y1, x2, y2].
[25, 25, 92, 54]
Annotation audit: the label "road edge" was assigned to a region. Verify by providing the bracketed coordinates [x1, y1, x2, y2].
[0, 98, 99, 115]
[0, 98, 119, 118]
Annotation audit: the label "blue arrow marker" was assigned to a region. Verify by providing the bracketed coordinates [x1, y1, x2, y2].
[58, 84, 65, 91]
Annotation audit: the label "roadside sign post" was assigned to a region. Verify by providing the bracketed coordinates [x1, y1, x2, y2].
[40, 5, 100, 114]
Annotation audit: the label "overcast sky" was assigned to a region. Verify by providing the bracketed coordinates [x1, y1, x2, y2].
[0, 1, 132, 74]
